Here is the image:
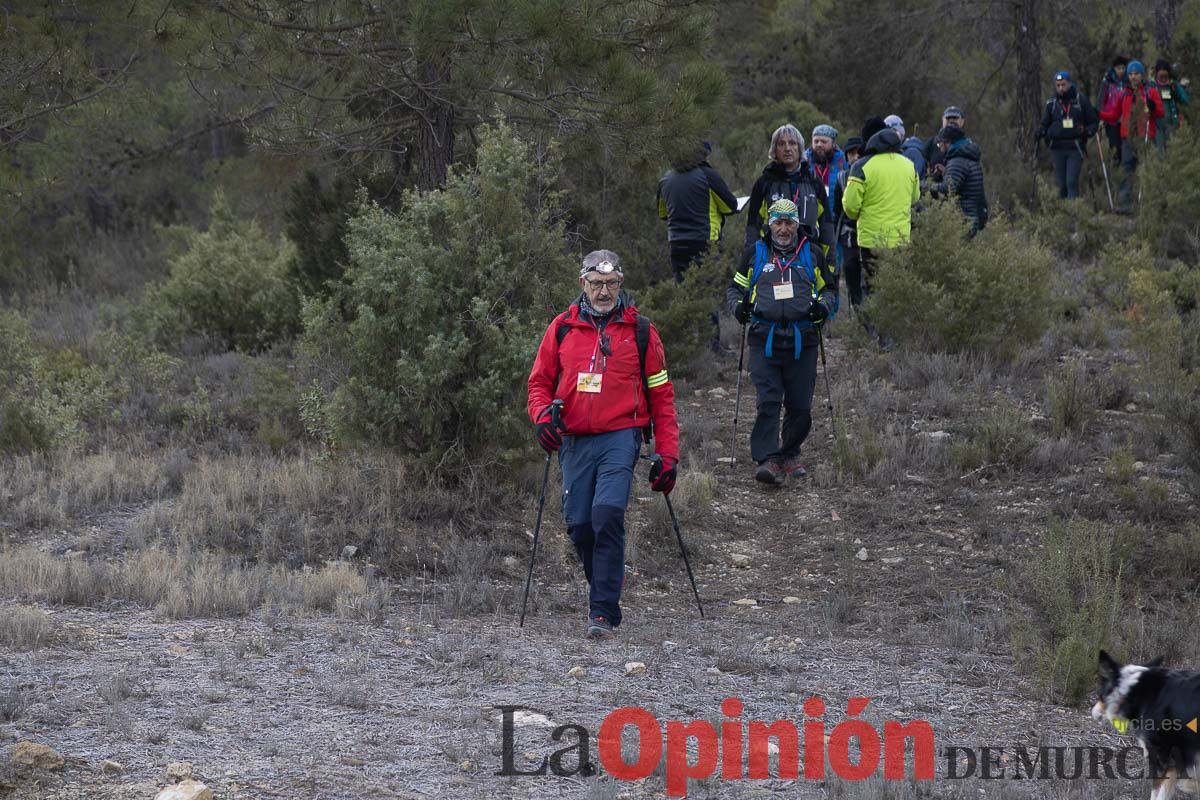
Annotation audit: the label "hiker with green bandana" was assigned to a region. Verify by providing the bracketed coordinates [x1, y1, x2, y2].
[727, 199, 837, 485]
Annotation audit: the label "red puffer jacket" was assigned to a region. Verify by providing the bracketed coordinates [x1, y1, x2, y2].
[1099, 85, 1166, 140]
[527, 303, 679, 461]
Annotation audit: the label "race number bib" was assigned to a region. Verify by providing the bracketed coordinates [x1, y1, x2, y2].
[1162, 89, 1173, 100]
[773, 282, 795, 300]
[1062, 117, 1074, 129]
[577, 372, 603, 393]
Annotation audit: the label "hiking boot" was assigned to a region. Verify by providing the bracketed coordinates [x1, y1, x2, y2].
[586, 616, 614, 640]
[754, 460, 785, 486]
[781, 456, 807, 478]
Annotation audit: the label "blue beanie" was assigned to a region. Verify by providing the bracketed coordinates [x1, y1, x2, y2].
[812, 124, 838, 140]
[1128, 60, 1145, 75]
[1054, 70, 1070, 81]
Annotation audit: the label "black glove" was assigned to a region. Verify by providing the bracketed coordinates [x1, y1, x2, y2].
[649, 456, 678, 494]
[734, 297, 752, 325]
[535, 405, 567, 453]
[808, 300, 829, 324]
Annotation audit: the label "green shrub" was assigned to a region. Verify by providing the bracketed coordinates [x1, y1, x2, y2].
[0, 310, 81, 453]
[950, 406, 1036, 475]
[1011, 519, 1132, 703]
[1019, 178, 1117, 260]
[140, 191, 300, 352]
[865, 204, 1053, 360]
[1045, 361, 1095, 436]
[300, 124, 573, 466]
[1139, 125, 1200, 262]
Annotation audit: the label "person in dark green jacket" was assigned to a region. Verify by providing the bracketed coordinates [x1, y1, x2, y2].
[1153, 59, 1191, 150]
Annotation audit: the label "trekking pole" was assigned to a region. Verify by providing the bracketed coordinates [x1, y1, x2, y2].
[519, 398, 563, 628]
[729, 323, 747, 466]
[1139, 112, 1149, 204]
[642, 455, 704, 619]
[816, 325, 837, 441]
[1095, 132, 1115, 211]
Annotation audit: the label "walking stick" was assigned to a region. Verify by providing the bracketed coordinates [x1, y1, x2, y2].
[642, 455, 704, 619]
[1139, 108, 1150, 204]
[519, 399, 564, 627]
[729, 323, 747, 465]
[1095, 132, 1115, 211]
[816, 325, 837, 441]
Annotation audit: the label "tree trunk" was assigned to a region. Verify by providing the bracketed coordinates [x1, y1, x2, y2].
[1155, 0, 1179, 54]
[1013, 0, 1043, 170]
[412, 56, 454, 191]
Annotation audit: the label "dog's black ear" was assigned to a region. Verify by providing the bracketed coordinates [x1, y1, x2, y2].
[1146, 656, 1165, 669]
[1098, 650, 1120, 680]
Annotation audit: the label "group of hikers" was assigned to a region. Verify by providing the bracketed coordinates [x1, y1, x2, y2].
[522, 59, 1189, 640]
[1045, 56, 1189, 209]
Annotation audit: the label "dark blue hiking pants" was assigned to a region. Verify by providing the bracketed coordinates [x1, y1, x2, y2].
[559, 427, 642, 627]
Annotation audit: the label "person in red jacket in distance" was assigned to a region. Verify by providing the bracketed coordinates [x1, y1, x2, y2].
[527, 250, 681, 640]
[1099, 59, 1165, 212]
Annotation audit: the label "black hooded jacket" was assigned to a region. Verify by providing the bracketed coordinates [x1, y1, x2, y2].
[929, 139, 988, 230]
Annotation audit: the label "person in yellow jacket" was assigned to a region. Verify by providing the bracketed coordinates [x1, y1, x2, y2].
[842, 126, 920, 306]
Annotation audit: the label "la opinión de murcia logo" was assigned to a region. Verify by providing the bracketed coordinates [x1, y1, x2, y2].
[496, 697, 1194, 796]
[497, 696, 936, 797]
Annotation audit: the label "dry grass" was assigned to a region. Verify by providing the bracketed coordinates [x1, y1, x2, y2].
[2, 451, 169, 528]
[0, 545, 390, 620]
[0, 604, 59, 650]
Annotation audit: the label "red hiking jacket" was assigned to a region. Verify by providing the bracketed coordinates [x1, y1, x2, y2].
[1100, 85, 1166, 140]
[527, 303, 680, 461]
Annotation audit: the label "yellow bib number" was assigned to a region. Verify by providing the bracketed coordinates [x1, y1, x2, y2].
[1062, 117, 1074, 129]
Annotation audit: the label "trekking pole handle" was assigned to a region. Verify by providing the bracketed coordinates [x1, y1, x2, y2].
[550, 398, 565, 432]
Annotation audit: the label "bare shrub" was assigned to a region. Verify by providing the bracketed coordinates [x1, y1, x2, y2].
[0, 605, 57, 650]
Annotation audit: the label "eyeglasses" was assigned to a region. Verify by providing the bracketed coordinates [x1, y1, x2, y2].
[585, 278, 622, 291]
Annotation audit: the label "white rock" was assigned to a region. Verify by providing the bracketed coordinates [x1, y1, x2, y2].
[511, 710, 554, 727]
[730, 553, 751, 567]
[782, 596, 802, 604]
[1125, 403, 1138, 413]
[567, 666, 586, 679]
[716, 457, 735, 464]
[856, 548, 869, 561]
[102, 760, 126, 775]
[340, 545, 358, 559]
[923, 430, 951, 443]
[154, 780, 212, 800]
[708, 387, 728, 397]
[624, 662, 647, 676]
[731, 598, 758, 606]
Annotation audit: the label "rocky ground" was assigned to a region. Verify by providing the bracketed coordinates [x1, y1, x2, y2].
[0, 334, 1180, 800]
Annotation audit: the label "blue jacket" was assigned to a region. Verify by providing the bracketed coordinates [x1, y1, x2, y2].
[804, 147, 846, 207]
[901, 137, 926, 177]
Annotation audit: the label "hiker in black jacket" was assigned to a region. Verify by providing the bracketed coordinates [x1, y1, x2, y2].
[744, 124, 834, 253]
[657, 141, 740, 281]
[1039, 70, 1099, 199]
[926, 126, 988, 233]
[922, 106, 965, 177]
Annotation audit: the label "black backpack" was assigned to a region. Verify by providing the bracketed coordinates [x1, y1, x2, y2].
[555, 312, 655, 442]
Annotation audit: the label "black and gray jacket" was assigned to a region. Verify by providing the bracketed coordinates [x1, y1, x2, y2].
[1039, 85, 1099, 150]
[743, 161, 834, 252]
[928, 139, 988, 231]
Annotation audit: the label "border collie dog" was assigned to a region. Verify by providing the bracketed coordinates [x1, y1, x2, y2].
[1093, 650, 1200, 799]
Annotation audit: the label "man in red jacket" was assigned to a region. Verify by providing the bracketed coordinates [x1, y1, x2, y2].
[1099, 59, 1165, 212]
[527, 250, 681, 640]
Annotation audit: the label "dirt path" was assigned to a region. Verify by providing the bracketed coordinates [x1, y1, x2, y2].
[1, 339, 1149, 800]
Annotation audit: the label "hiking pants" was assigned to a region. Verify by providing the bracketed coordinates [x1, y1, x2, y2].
[1050, 147, 1084, 199]
[842, 242, 864, 309]
[559, 427, 641, 627]
[1117, 140, 1139, 212]
[669, 239, 710, 283]
[748, 330, 818, 464]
